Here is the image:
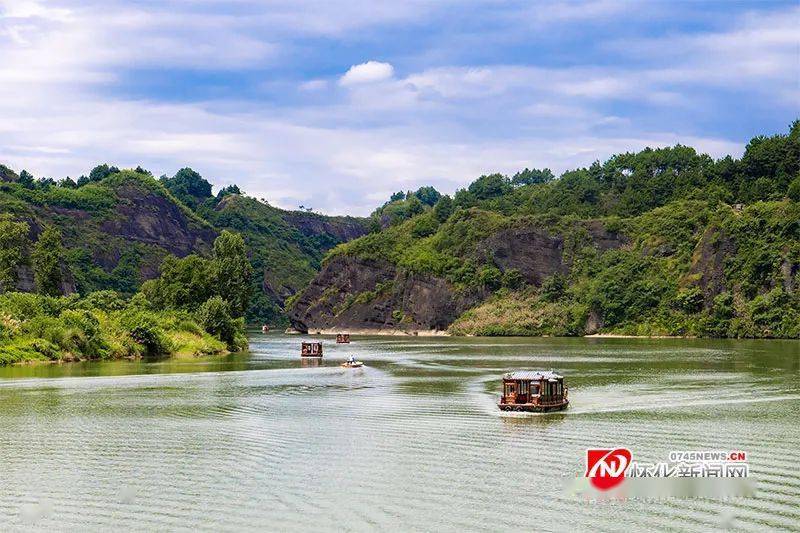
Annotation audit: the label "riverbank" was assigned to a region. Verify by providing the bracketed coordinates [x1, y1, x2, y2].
[296, 328, 451, 337]
[584, 333, 694, 339]
[0, 292, 244, 366]
[288, 327, 699, 339]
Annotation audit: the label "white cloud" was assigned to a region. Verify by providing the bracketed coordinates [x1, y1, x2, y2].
[340, 61, 395, 86]
[0, 1, 795, 216]
[299, 79, 328, 91]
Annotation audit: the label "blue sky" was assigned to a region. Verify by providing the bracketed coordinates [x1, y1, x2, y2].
[0, 0, 797, 215]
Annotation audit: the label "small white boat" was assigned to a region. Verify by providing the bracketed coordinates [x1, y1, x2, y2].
[341, 360, 364, 368]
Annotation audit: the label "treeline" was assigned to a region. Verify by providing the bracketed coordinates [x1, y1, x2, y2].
[366, 121, 799, 229]
[329, 121, 800, 338]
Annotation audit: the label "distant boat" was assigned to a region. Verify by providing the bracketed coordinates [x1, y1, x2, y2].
[336, 333, 351, 344]
[262, 324, 269, 333]
[498, 371, 568, 412]
[341, 360, 363, 368]
[301, 342, 323, 357]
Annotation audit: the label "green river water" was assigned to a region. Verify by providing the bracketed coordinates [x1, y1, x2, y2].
[0, 333, 798, 531]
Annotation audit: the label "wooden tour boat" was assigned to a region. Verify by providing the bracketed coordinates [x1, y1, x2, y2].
[336, 333, 351, 344]
[498, 371, 568, 412]
[301, 342, 323, 357]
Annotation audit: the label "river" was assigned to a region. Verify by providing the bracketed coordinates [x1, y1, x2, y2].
[0, 333, 798, 531]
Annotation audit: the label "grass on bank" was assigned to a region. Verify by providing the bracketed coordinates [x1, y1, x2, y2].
[0, 291, 242, 365]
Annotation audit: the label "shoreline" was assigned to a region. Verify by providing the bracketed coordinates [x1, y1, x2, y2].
[583, 333, 695, 339]
[285, 328, 697, 339]
[290, 328, 451, 337]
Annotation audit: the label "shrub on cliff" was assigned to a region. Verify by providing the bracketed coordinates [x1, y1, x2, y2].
[32, 226, 67, 296]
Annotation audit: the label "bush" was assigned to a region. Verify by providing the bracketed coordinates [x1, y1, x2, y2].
[673, 287, 704, 314]
[80, 290, 126, 311]
[196, 296, 246, 350]
[540, 274, 567, 302]
[788, 176, 800, 201]
[120, 311, 174, 356]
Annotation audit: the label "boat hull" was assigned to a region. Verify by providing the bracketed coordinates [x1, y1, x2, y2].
[341, 362, 363, 368]
[497, 400, 569, 412]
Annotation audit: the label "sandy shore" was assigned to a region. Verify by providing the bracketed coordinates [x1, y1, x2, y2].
[283, 328, 694, 339]
[287, 328, 451, 337]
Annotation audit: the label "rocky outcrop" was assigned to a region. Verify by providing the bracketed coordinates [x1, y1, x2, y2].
[288, 256, 486, 333]
[281, 211, 369, 243]
[688, 226, 736, 307]
[100, 184, 216, 258]
[475, 221, 627, 284]
[290, 220, 627, 333]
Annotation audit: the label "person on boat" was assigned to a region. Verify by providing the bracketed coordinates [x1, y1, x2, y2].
[347, 355, 356, 364]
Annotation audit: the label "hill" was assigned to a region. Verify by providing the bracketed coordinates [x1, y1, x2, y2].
[0, 167, 369, 324]
[289, 121, 800, 338]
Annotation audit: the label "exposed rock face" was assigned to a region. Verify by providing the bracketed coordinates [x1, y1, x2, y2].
[688, 226, 736, 307]
[288, 256, 486, 333]
[100, 185, 216, 258]
[475, 222, 627, 284]
[476, 228, 567, 284]
[281, 211, 369, 243]
[6, 181, 216, 295]
[290, 220, 627, 333]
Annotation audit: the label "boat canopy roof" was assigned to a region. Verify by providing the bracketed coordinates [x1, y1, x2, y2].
[503, 370, 563, 381]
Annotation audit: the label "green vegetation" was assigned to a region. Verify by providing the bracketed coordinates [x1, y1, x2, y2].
[0, 216, 28, 292]
[32, 226, 66, 296]
[0, 164, 368, 326]
[0, 230, 252, 364]
[200, 194, 368, 324]
[0, 291, 228, 365]
[327, 121, 800, 338]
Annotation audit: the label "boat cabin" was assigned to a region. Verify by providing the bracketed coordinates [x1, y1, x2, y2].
[498, 371, 568, 412]
[301, 342, 323, 357]
[336, 333, 350, 344]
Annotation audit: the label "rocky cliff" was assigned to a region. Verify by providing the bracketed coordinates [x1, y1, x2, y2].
[4, 173, 217, 294]
[289, 220, 626, 333]
[1, 171, 368, 322]
[289, 256, 486, 333]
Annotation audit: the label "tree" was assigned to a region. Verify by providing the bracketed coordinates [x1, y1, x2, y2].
[18, 170, 35, 189]
[212, 231, 253, 317]
[511, 168, 555, 187]
[389, 191, 405, 202]
[217, 184, 241, 198]
[32, 226, 65, 296]
[60, 177, 77, 189]
[0, 217, 29, 292]
[467, 173, 512, 200]
[141, 254, 214, 310]
[161, 167, 213, 209]
[433, 195, 454, 222]
[541, 273, 567, 302]
[88, 164, 119, 183]
[413, 186, 441, 206]
[197, 296, 241, 349]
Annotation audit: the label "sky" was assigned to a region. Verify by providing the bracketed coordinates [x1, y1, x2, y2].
[0, 0, 798, 215]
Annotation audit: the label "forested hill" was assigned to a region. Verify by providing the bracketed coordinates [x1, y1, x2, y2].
[290, 121, 800, 338]
[0, 166, 369, 324]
